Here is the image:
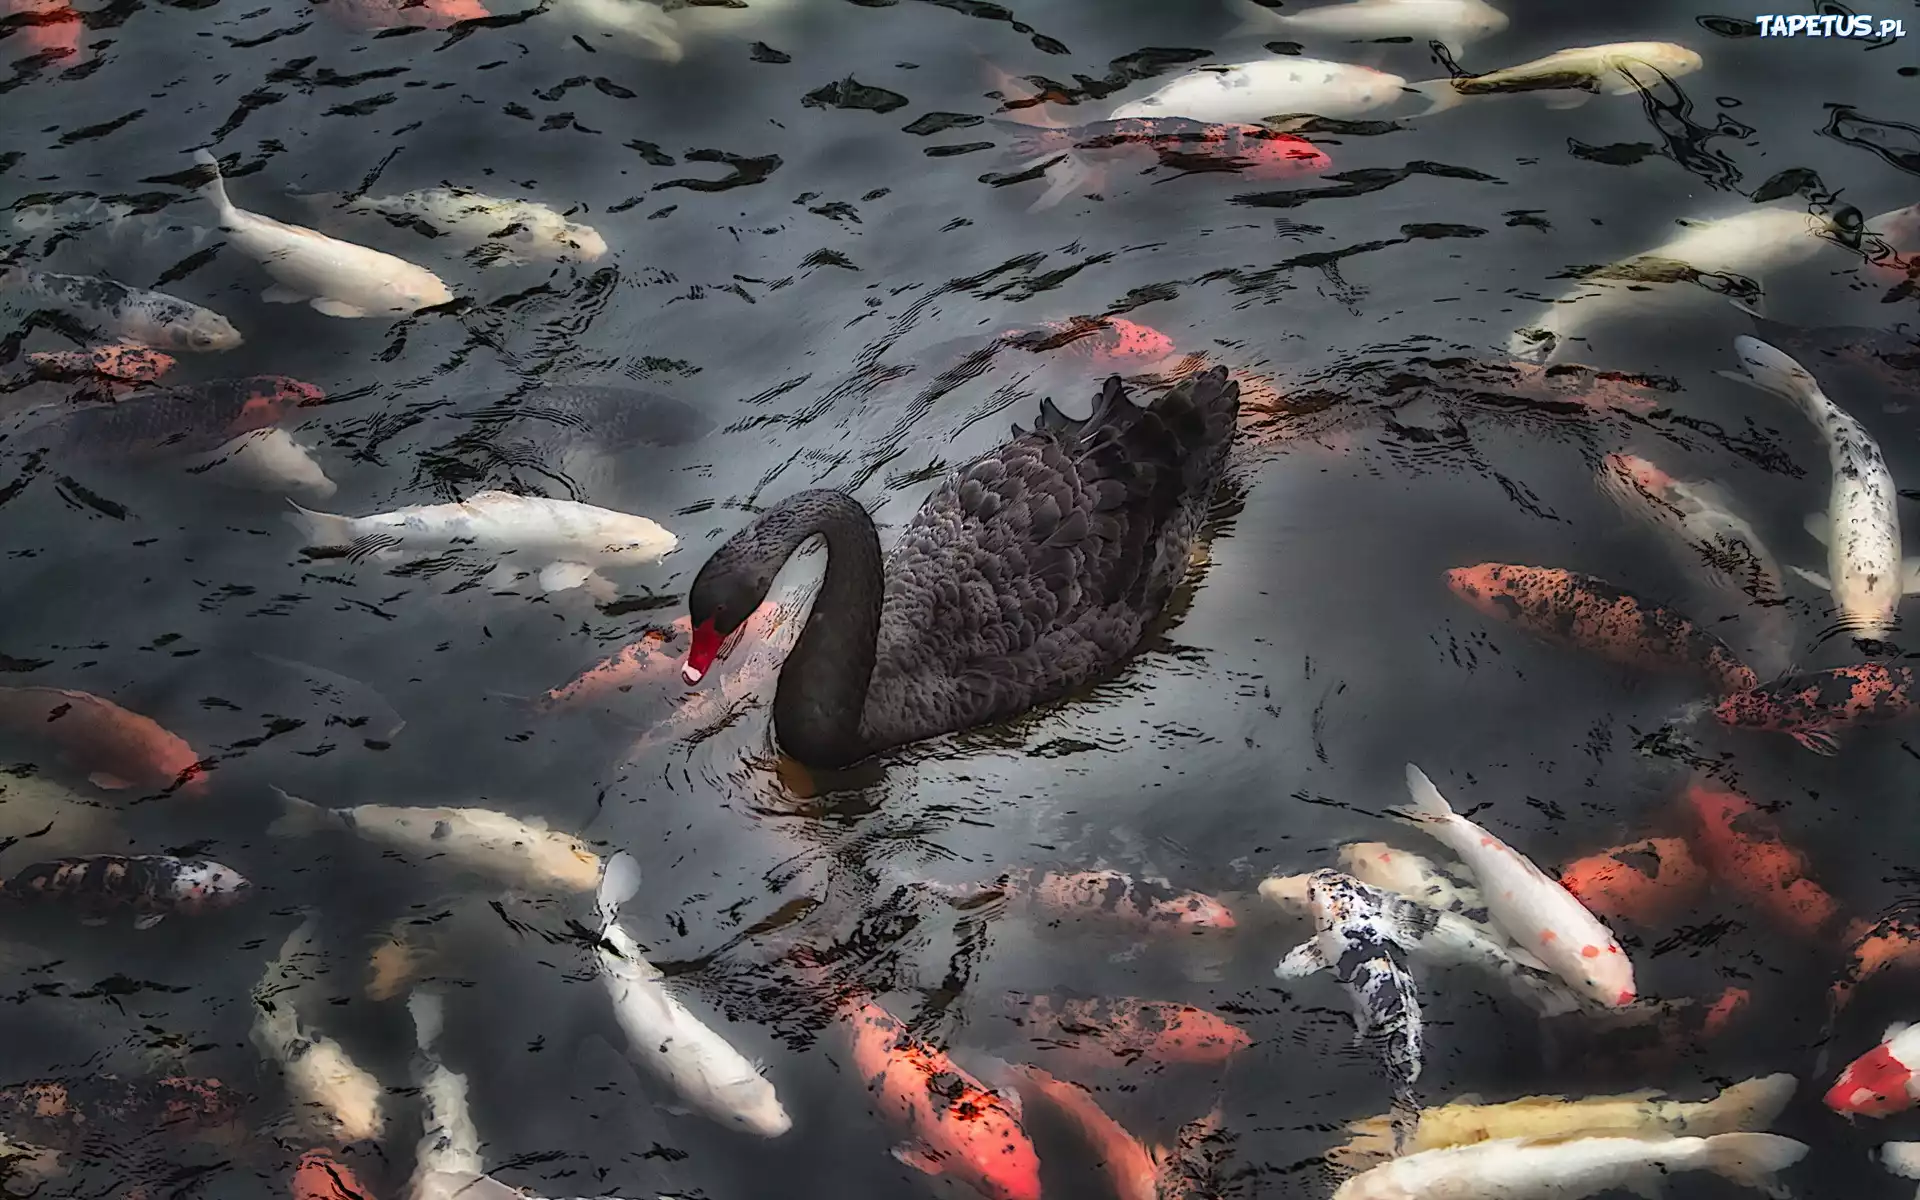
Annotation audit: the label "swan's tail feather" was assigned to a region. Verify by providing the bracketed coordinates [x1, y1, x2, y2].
[1154, 365, 1240, 478]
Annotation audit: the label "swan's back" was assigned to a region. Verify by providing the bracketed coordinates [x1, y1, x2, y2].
[862, 366, 1239, 751]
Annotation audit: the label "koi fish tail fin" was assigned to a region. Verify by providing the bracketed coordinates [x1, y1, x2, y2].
[595, 849, 641, 932]
[191, 150, 238, 223]
[266, 787, 338, 837]
[981, 59, 1063, 129]
[1710, 1074, 1798, 1132]
[1722, 337, 1820, 410]
[1386, 1087, 1420, 1154]
[1394, 764, 1456, 825]
[284, 500, 355, 550]
[408, 987, 445, 1057]
[1881, 1142, 1920, 1180]
[1406, 78, 1468, 117]
[1698, 1132, 1808, 1196]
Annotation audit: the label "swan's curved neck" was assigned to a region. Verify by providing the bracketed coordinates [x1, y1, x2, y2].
[768, 490, 884, 769]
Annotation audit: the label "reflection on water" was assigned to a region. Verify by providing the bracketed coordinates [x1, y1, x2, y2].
[2, 0, 1920, 1197]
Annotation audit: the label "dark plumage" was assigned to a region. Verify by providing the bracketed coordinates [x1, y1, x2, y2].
[683, 366, 1240, 769]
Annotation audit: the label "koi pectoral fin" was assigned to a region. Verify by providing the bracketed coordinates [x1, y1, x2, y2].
[1790, 729, 1840, 756]
[1802, 512, 1831, 545]
[1273, 940, 1327, 980]
[890, 1142, 947, 1177]
[1787, 565, 1833, 591]
[87, 772, 130, 790]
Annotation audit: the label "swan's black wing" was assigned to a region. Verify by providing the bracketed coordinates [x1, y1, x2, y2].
[862, 365, 1238, 751]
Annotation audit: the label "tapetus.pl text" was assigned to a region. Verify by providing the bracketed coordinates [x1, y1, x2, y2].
[1753, 13, 1904, 37]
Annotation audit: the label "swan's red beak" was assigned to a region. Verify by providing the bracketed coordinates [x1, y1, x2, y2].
[683, 618, 723, 685]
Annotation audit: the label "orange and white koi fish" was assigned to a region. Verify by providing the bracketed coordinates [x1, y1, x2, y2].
[541, 623, 687, 712]
[0, 686, 205, 794]
[998, 318, 1179, 369]
[252, 918, 387, 1144]
[1685, 777, 1839, 937]
[1399, 765, 1635, 1008]
[1003, 993, 1250, 1067]
[843, 999, 1041, 1200]
[1828, 1022, 1920, 1116]
[1558, 837, 1707, 928]
[1007, 1066, 1158, 1200]
[25, 345, 176, 389]
[1715, 663, 1920, 755]
[2, 0, 83, 62]
[1446, 563, 1757, 696]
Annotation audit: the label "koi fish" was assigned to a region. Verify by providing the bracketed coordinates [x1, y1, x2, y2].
[1226, 0, 1507, 45]
[186, 428, 336, 500]
[193, 150, 453, 319]
[1686, 777, 1839, 937]
[1882, 1142, 1920, 1194]
[1502, 361, 1666, 415]
[592, 852, 791, 1136]
[286, 491, 677, 597]
[1398, 765, 1636, 1008]
[1264, 870, 1580, 1016]
[1595, 452, 1792, 675]
[1508, 203, 1915, 363]
[0, 686, 205, 793]
[1006, 1066, 1158, 1200]
[252, 917, 388, 1144]
[315, 0, 486, 29]
[1831, 915, 1920, 1017]
[1558, 837, 1707, 927]
[1416, 41, 1703, 116]
[25, 345, 176, 388]
[0, 1133, 60, 1188]
[843, 998, 1041, 1200]
[1001, 993, 1250, 1067]
[297, 188, 605, 264]
[1110, 60, 1413, 125]
[996, 117, 1331, 211]
[997, 317, 1179, 368]
[35, 375, 324, 460]
[1155, 1104, 1228, 1200]
[1272, 870, 1425, 1137]
[1445, 563, 1758, 696]
[1331, 1133, 1806, 1199]
[1715, 663, 1920, 755]
[0, 1075, 245, 1145]
[293, 1149, 379, 1200]
[1331, 1073, 1798, 1173]
[1, 855, 248, 928]
[936, 868, 1235, 934]
[1723, 336, 1920, 637]
[539, 625, 687, 713]
[1828, 1022, 1920, 1116]
[1337, 841, 1485, 917]
[406, 989, 526, 1200]
[0, 266, 240, 352]
[268, 786, 604, 895]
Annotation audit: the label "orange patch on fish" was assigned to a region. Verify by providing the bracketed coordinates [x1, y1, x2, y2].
[228, 377, 325, 435]
[0, 686, 204, 795]
[27, 346, 176, 389]
[1559, 837, 1707, 926]
[1009, 1066, 1158, 1200]
[4, 0, 83, 60]
[1008, 994, 1250, 1068]
[1446, 563, 1757, 695]
[1700, 986, 1749, 1039]
[1685, 777, 1839, 938]
[318, 0, 487, 29]
[291, 1149, 377, 1200]
[541, 619, 689, 711]
[1830, 915, 1920, 1016]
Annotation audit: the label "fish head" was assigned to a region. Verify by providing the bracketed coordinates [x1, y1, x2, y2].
[1826, 1042, 1918, 1115]
[1597, 452, 1678, 511]
[176, 312, 245, 354]
[1568, 935, 1636, 1007]
[563, 223, 609, 261]
[1442, 562, 1527, 615]
[718, 1075, 792, 1137]
[951, 1111, 1043, 1200]
[391, 272, 455, 312]
[172, 860, 251, 910]
[1150, 888, 1237, 931]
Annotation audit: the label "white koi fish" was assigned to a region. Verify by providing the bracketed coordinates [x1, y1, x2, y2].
[1397, 765, 1635, 1008]
[1720, 336, 1920, 637]
[268, 786, 603, 894]
[298, 188, 607, 264]
[285, 490, 676, 597]
[1882, 1142, 1920, 1196]
[593, 851, 791, 1137]
[1227, 0, 1506, 46]
[1108, 59, 1414, 125]
[1332, 1132, 1807, 1199]
[1337, 841, 1486, 918]
[407, 989, 524, 1200]
[1508, 203, 1917, 363]
[1415, 41, 1702, 115]
[251, 917, 387, 1144]
[193, 150, 453, 319]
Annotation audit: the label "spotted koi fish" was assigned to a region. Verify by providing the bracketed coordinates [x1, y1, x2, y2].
[1273, 870, 1425, 1144]
[1831, 915, 1920, 1019]
[1446, 563, 1758, 696]
[937, 868, 1235, 934]
[33, 375, 324, 460]
[0, 266, 240, 352]
[1002, 992, 1251, 1067]
[1686, 778, 1840, 938]
[1, 855, 250, 928]
[1828, 1022, 1920, 1117]
[1714, 663, 1920, 755]
[0, 1075, 246, 1143]
[995, 114, 1333, 210]
[842, 999, 1041, 1200]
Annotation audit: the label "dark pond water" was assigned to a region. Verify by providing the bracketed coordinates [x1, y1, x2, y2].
[2, 0, 1920, 1196]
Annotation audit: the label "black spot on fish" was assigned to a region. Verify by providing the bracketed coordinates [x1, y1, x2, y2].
[431, 820, 452, 840]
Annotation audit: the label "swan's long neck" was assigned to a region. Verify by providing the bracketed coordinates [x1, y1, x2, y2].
[768, 490, 884, 769]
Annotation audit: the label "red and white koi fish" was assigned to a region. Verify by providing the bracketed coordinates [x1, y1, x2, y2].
[1828, 1023, 1920, 1117]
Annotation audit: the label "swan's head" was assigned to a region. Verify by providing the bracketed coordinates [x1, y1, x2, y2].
[684, 539, 775, 685]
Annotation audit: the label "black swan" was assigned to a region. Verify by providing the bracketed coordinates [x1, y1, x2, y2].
[680, 365, 1240, 769]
